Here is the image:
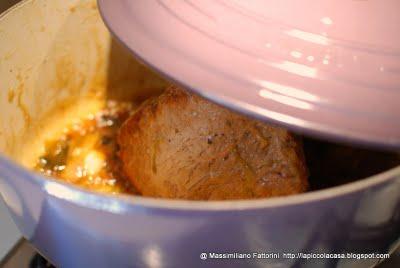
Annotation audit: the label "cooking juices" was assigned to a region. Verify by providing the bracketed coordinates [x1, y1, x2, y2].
[35, 101, 136, 194]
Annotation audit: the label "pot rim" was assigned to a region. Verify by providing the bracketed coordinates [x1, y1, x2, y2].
[0, 0, 30, 21]
[1, 154, 399, 212]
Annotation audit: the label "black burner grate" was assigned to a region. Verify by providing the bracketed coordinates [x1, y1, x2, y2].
[29, 254, 55, 268]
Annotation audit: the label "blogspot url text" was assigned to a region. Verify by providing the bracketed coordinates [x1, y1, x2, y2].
[199, 252, 389, 261]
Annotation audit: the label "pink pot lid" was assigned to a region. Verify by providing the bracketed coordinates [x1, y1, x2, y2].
[98, 0, 400, 150]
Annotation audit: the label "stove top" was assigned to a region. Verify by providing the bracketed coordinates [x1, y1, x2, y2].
[1, 240, 399, 268]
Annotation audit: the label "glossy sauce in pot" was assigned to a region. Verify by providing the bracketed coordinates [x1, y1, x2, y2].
[35, 100, 136, 194]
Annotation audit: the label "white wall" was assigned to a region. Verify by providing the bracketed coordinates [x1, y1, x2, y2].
[0, 0, 23, 261]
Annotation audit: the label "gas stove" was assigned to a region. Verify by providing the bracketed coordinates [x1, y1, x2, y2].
[1, 240, 399, 268]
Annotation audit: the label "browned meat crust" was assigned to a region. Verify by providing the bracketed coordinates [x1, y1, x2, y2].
[118, 86, 308, 200]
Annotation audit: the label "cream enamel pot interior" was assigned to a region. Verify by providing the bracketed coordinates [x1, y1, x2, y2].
[0, 1, 399, 267]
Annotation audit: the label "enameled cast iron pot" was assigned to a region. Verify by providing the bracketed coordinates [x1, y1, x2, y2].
[0, 1, 399, 267]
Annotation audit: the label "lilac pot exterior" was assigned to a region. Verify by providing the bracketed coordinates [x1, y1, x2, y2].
[1, 155, 399, 268]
